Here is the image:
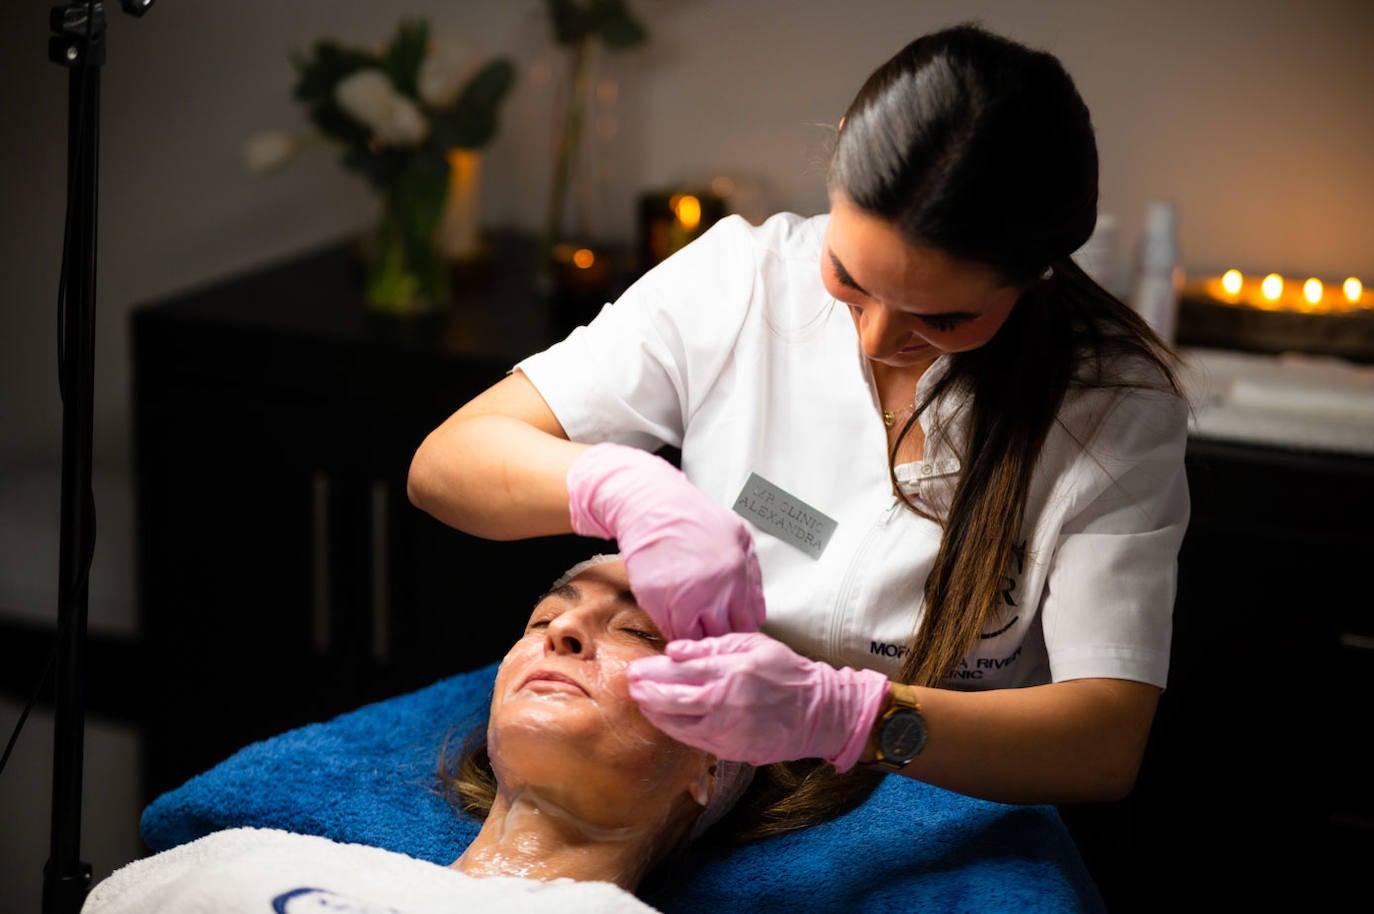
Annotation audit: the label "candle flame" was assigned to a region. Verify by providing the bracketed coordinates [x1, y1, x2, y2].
[1221, 269, 1243, 296]
[1303, 278, 1323, 306]
[1345, 277, 1364, 304]
[673, 194, 703, 232]
[1261, 273, 1284, 302]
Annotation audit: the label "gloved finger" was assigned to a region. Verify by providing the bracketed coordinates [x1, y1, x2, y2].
[663, 632, 756, 661]
[628, 677, 715, 715]
[636, 710, 734, 757]
[730, 544, 766, 633]
[628, 653, 721, 688]
[672, 613, 706, 643]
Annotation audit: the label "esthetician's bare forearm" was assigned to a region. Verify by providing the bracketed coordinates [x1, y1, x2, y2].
[892, 677, 1159, 805]
[408, 373, 588, 540]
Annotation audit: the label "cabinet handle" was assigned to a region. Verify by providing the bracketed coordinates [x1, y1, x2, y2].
[370, 480, 391, 663]
[1338, 632, 1374, 653]
[311, 472, 331, 653]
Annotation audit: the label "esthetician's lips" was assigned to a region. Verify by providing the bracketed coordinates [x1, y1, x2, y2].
[518, 669, 590, 696]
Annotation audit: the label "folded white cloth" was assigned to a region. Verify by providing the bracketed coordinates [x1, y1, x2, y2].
[1179, 347, 1374, 455]
[81, 827, 660, 914]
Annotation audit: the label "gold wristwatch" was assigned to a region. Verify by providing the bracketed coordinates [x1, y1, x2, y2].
[869, 683, 927, 772]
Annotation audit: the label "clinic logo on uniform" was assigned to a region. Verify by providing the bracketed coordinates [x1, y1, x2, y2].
[980, 539, 1027, 639]
[870, 540, 1027, 661]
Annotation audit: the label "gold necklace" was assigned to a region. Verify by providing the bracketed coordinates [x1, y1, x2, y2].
[882, 404, 915, 428]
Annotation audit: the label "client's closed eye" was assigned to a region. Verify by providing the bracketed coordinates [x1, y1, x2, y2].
[621, 626, 662, 644]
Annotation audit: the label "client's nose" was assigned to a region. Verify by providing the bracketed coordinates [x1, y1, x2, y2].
[545, 613, 593, 657]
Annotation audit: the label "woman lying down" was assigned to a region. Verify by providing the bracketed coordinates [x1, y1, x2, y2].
[83, 555, 875, 913]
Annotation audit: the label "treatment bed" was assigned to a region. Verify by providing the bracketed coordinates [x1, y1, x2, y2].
[139, 661, 1107, 913]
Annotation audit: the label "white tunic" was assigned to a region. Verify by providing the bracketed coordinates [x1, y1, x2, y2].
[81, 827, 660, 914]
[518, 213, 1189, 689]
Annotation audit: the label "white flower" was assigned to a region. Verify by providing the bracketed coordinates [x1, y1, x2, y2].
[242, 131, 302, 173]
[418, 35, 479, 109]
[335, 68, 429, 147]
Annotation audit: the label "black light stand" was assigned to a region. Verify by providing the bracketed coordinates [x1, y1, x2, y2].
[43, 3, 152, 913]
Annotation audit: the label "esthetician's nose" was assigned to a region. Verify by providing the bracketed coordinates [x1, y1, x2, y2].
[545, 611, 594, 657]
[854, 302, 916, 358]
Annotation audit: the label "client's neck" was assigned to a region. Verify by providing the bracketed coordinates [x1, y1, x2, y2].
[452, 790, 680, 891]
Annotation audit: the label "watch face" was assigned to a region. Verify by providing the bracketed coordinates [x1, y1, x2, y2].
[880, 708, 927, 762]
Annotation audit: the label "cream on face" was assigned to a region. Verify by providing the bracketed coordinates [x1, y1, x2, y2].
[485, 563, 713, 832]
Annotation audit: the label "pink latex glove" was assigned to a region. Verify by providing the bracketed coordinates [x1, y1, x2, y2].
[566, 442, 766, 641]
[627, 632, 891, 771]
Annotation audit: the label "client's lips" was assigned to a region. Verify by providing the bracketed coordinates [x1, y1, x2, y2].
[519, 669, 589, 696]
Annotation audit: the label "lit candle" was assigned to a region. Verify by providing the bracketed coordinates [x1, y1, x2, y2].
[672, 194, 703, 232]
[1191, 270, 1370, 314]
[551, 242, 610, 290]
[637, 188, 726, 271]
[1302, 278, 1323, 309]
[1346, 277, 1364, 304]
[1260, 273, 1284, 307]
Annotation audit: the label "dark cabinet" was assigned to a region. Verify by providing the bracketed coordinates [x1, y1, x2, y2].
[1063, 438, 1374, 911]
[132, 236, 601, 804]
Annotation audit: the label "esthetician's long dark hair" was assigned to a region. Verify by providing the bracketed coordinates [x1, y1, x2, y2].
[828, 23, 1182, 690]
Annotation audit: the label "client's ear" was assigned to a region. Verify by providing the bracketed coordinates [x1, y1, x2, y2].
[688, 760, 717, 808]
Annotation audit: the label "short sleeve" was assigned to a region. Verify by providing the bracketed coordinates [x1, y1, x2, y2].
[1041, 386, 1191, 687]
[515, 215, 761, 453]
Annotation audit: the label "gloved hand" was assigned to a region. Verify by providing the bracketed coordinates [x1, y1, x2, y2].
[627, 632, 891, 771]
[566, 442, 766, 641]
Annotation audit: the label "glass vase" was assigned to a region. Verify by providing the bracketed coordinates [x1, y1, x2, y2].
[365, 180, 450, 318]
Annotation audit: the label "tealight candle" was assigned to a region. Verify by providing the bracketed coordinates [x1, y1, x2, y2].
[1303, 278, 1323, 307]
[1346, 278, 1364, 304]
[1261, 273, 1283, 304]
[637, 187, 726, 272]
[1192, 270, 1370, 314]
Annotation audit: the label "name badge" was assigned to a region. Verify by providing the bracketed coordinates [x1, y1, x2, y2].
[732, 473, 837, 560]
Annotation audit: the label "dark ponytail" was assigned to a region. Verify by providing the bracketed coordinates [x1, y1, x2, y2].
[830, 24, 1181, 688]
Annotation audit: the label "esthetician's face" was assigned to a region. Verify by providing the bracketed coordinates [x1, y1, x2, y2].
[488, 561, 712, 828]
[822, 192, 1023, 369]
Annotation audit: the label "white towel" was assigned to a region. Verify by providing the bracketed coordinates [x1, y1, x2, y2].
[1180, 347, 1374, 455]
[81, 827, 661, 914]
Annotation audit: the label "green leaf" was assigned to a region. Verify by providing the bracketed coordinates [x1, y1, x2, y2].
[308, 104, 372, 149]
[430, 58, 517, 149]
[589, 0, 647, 48]
[384, 19, 429, 99]
[545, 0, 589, 45]
[341, 144, 390, 193]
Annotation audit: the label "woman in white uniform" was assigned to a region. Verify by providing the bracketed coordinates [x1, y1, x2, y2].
[408, 24, 1189, 805]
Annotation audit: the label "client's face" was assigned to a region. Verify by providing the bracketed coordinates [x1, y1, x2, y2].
[487, 560, 713, 832]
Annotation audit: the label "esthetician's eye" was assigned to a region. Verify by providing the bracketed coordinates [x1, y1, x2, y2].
[919, 313, 972, 333]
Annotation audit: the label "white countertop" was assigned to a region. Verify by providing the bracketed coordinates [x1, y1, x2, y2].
[1178, 347, 1374, 457]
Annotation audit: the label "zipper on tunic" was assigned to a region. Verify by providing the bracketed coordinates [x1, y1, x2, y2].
[828, 496, 903, 660]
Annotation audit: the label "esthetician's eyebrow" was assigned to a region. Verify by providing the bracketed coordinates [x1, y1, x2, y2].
[828, 249, 869, 295]
[830, 247, 980, 323]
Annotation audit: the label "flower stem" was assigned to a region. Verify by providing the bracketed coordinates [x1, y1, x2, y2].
[538, 36, 593, 290]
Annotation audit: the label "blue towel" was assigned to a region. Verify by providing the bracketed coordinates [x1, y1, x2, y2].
[142, 664, 1105, 913]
